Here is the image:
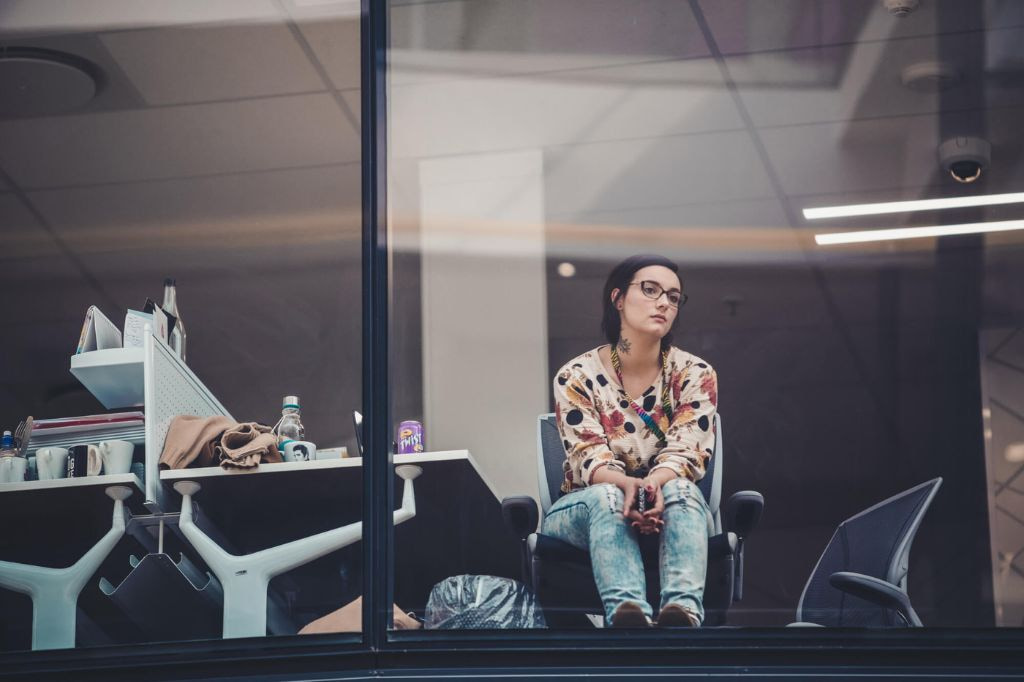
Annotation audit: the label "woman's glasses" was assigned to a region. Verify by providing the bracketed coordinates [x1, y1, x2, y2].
[630, 280, 687, 308]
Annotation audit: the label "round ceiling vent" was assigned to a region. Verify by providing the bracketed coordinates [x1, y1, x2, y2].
[0, 48, 98, 118]
[901, 61, 962, 92]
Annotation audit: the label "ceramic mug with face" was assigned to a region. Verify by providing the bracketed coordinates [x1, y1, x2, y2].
[283, 440, 317, 462]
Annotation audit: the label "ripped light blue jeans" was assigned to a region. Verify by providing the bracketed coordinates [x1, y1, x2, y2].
[541, 477, 710, 624]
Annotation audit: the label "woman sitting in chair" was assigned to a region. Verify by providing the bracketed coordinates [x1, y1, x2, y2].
[544, 254, 717, 628]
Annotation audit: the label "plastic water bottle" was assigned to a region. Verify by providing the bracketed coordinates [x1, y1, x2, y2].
[0, 431, 15, 458]
[277, 396, 305, 445]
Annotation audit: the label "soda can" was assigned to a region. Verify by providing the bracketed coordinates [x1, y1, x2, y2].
[396, 420, 424, 454]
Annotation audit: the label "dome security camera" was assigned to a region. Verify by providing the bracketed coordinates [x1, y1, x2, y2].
[938, 136, 991, 184]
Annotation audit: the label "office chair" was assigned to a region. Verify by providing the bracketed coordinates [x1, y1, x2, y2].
[502, 413, 763, 627]
[792, 477, 942, 627]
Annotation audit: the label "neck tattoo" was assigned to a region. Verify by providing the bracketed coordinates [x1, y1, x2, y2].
[617, 338, 631, 354]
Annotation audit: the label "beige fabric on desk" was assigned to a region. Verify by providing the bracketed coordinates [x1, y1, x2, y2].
[216, 422, 281, 469]
[298, 597, 421, 634]
[159, 415, 236, 469]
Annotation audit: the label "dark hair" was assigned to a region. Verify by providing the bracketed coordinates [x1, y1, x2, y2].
[601, 254, 681, 352]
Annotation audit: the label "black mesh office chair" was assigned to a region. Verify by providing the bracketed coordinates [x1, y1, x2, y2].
[502, 413, 763, 627]
[793, 477, 942, 627]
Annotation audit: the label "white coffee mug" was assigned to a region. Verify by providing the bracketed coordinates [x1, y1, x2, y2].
[283, 440, 316, 462]
[0, 456, 27, 483]
[97, 440, 134, 475]
[35, 447, 69, 480]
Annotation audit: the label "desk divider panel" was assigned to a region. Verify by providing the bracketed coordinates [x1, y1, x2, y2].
[143, 328, 232, 513]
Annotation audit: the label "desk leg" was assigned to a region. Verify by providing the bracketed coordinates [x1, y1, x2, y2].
[174, 466, 422, 639]
[0, 486, 131, 650]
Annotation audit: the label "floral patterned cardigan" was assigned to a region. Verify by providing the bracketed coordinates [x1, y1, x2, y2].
[553, 345, 718, 494]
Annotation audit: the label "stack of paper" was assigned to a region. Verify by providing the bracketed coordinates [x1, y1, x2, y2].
[29, 412, 145, 451]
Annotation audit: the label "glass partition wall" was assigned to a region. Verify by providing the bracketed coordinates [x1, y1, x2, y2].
[386, 0, 1024, 632]
[4, 0, 1024, 671]
[0, 1, 365, 652]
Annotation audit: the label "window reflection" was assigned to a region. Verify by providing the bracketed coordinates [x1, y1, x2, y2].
[388, 0, 1024, 630]
[0, 2, 363, 651]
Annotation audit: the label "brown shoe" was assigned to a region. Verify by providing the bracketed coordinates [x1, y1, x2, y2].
[656, 603, 700, 627]
[610, 601, 651, 628]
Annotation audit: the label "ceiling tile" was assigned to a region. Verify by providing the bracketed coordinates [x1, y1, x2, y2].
[340, 89, 360, 127]
[0, 93, 358, 188]
[546, 198, 804, 264]
[699, 0, 1024, 56]
[544, 131, 774, 217]
[391, 59, 740, 159]
[0, 0, 281, 38]
[29, 164, 361, 260]
[389, 0, 708, 86]
[99, 23, 326, 105]
[762, 106, 1024, 199]
[759, 114, 941, 197]
[297, 17, 361, 90]
[731, 28, 1024, 128]
[0, 193, 56, 264]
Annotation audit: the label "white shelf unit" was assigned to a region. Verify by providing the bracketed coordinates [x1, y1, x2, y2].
[0, 472, 143, 495]
[68, 327, 232, 512]
[70, 347, 145, 408]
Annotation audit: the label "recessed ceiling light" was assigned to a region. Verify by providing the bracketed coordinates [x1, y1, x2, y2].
[0, 47, 97, 118]
[815, 219, 1024, 245]
[557, 262, 576, 278]
[803, 192, 1024, 220]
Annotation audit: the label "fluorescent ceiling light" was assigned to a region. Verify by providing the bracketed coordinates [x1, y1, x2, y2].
[815, 219, 1024, 245]
[803, 192, 1024, 220]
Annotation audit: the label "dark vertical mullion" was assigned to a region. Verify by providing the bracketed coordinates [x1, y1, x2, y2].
[361, 0, 391, 651]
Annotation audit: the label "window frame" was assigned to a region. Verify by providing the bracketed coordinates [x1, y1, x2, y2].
[5, 0, 1024, 677]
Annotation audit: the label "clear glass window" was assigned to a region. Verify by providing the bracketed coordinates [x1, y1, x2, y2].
[0, 1, 364, 651]
[386, 0, 1024, 632]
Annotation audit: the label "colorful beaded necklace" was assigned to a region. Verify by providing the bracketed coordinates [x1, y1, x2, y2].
[610, 343, 673, 448]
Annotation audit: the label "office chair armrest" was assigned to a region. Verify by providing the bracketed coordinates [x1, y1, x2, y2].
[502, 496, 539, 587]
[501, 496, 539, 540]
[723, 491, 764, 539]
[708, 531, 738, 559]
[829, 571, 922, 626]
[721, 491, 761, 604]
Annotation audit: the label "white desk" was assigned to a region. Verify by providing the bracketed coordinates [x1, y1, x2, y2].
[159, 455, 433, 638]
[157, 450, 518, 631]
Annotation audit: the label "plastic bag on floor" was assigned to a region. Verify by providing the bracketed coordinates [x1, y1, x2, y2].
[424, 575, 546, 629]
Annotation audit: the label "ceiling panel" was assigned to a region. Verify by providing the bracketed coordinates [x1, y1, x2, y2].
[731, 27, 1024, 128]
[340, 89, 360, 127]
[391, 58, 740, 160]
[29, 164, 361, 265]
[0, 93, 358, 189]
[763, 105, 1024, 201]
[760, 114, 943, 198]
[0, 0, 281, 38]
[544, 130, 774, 218]
[99, 23, 326, 105]
[388, 0, 708, 86]
[699, 0, 1024, 56]
[297, 17, 361, 90]
[546, 198, 803, 264]
[0, 193, 57, 266]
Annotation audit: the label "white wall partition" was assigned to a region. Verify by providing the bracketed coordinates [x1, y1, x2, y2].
[418, 150, 548, 501]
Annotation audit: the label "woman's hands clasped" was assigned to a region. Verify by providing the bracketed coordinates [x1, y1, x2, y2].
[621, 477, 665, 535]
